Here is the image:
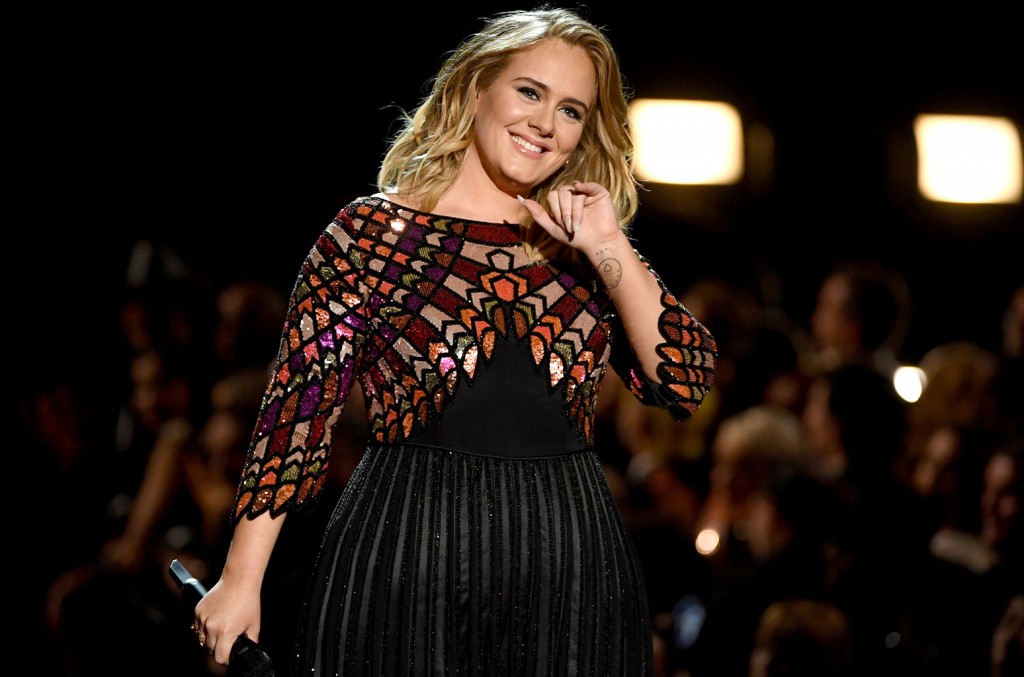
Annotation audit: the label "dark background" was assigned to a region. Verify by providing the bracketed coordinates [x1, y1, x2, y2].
[33, 2, 1022, 377]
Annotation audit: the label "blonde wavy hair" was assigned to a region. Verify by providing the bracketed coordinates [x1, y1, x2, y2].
[377, 6, 638, 267]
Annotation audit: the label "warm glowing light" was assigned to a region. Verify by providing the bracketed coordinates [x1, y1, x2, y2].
[695, 528, 721, 556]
[630, 99, 744, 184]
[914, 114, 1023, 203]
[893, 365, 926, 403]
[390, 219, 407, 231]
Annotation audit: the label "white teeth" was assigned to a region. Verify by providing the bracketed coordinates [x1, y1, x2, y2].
[512, 135, 543, 153]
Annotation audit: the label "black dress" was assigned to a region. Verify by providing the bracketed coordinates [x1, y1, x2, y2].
[232, 196, 717, 676]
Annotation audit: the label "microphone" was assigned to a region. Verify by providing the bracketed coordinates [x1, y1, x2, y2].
[169, 558, 207, 609]
[168, 559, 277, 677]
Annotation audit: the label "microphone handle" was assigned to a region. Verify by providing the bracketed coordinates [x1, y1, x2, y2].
[169, 558, 207, 611]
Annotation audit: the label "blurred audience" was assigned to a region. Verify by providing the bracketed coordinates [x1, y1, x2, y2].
[992, 594, 1024, 677]
[696, 404, 807, 568]
[749, 598, 854, 677]
[992, 285, 1024, 443]
[44, 348, 210, 676]
[902, 340, 1000, 470]
[907, 423, 994, 535]
[681, 277, 810, 421]
[802, 362, 935, 673]
[212, 278, 288, 374]
[684, 463, 840, 677]
[899, 439, 1022, 676]
[808, 260, 912, 378]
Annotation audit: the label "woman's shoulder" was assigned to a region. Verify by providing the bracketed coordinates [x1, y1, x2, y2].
[335, 193, 424, 221]
[370, 192, 417, 209]
[329, 194, 396, 231]
[325, 194, 435, 249]
[354, 192, 421, 211]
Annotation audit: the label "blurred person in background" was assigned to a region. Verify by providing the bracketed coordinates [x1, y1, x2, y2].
[799, 362, 930, 675]
[748, 598, 854, 677]
[684, 463, 840, 677]
[808, 260, 911, 378]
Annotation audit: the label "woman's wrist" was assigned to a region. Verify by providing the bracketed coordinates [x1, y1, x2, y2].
[585, 232, 632, 290]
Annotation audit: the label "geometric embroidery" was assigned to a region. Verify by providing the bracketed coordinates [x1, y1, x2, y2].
[234, 195, 717, 520]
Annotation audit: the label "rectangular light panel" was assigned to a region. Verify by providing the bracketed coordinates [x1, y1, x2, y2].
[914, 114, 1022, 204]
[630, 99, 744, 185]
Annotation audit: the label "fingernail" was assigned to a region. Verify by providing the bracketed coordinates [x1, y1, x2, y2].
[517, 195, 525, 204]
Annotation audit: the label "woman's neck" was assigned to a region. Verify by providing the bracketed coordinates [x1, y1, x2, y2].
[434, 164, 529, 225]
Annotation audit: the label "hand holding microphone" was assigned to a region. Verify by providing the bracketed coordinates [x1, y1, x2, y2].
[168, 559, 276, 677]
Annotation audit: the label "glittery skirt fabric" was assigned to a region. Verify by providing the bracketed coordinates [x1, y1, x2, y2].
[289, 443, 654, 676]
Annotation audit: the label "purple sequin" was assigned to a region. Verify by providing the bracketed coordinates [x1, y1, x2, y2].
[344, 314, 367, 331]
[300, 382, 321, 417]
[403, 222, 425, 240]
[260, 400, 281, 434]
[397, 236, 417, 253]
[338, 358, 355, 401]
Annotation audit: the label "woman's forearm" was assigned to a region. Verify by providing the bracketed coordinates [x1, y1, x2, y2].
[585, 231, 669, 379]
[220, 510, 286, 590]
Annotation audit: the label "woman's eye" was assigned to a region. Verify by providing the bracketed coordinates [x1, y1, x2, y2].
[560, 106, 582, 121]
[517, 86, 582, 121]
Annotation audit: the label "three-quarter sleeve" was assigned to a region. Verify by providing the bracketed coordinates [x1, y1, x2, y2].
[232, 216, 369, 521]
[608, 252, 717, 421]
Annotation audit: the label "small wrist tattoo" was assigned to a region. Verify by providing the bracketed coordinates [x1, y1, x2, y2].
[597, 258, 622, 289]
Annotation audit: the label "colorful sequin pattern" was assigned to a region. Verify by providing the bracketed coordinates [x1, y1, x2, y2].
[234, 196, 717, 520]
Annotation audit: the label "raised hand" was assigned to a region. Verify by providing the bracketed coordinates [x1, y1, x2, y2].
[518, 180, 625, 252]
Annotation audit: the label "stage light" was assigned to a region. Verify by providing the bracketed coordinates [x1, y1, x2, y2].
[630, 99, 744, 185]
[914, 114, 1022, 204]
[893, 365, 926, 403]
[695, 527, 721, 556]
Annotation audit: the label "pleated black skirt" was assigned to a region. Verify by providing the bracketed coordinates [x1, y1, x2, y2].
[288, 443, 654, 676]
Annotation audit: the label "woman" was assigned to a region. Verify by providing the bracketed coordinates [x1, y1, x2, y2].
[195, 7, 717, 676]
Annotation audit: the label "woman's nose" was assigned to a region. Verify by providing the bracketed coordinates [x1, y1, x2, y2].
[529, 107, 556, 136]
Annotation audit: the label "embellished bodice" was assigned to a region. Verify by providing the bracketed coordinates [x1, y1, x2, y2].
[233, 196, 717, 520]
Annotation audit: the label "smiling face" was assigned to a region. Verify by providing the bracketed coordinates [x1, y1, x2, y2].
[467, 39, 596, 196]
